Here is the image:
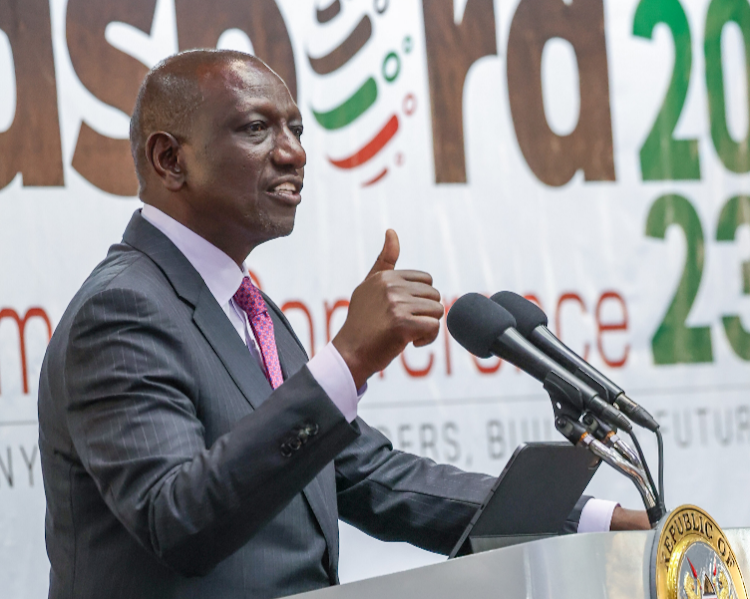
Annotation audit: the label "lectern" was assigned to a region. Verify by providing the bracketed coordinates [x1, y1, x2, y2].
[292, 527, 750, 599]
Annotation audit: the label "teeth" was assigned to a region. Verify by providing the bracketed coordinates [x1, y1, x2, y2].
[274, 182, 296, 193]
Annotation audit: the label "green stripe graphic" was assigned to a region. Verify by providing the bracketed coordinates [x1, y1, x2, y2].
[311, 77, 377, 130]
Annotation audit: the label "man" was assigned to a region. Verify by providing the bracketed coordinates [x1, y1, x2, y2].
[39, 50, 647, 599]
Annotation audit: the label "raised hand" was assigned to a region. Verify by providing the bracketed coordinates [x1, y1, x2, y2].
[332, 230, 444, 389]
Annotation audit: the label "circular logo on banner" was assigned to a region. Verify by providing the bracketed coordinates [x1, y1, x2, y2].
[307, 1, 416, 188]
[652, 505, 747, 599]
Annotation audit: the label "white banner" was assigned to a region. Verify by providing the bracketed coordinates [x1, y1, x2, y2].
[1, 0, 750, 595]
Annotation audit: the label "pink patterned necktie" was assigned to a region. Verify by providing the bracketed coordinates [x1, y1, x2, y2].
[233, 277, 284, 389]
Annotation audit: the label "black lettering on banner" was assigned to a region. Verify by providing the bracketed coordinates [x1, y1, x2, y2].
[696, 407, 709, 445]
[443, 422, 461, 462]
[487, 420, 506, 459]
[20, 445, 37, 487]
[419, 424, 439, 460]
[0, 448, 12, 487]
[374, 425, 391, 440]
[397, 424, 413, 451]
[738, 406, 750, 442]
[674, 410, 693, 448]
[715, 409, 733, 446]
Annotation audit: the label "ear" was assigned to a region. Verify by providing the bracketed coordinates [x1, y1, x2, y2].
[146, 132, 186, 191]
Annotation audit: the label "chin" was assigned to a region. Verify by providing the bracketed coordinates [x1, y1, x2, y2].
[256, 214, 296, 243]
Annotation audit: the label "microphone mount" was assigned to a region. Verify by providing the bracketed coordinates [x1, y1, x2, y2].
[555, 414, 664, 527]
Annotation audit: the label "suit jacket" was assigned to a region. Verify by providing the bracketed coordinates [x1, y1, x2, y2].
[38, 211, 498, 599]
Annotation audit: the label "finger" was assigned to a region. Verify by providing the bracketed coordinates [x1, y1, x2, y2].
[406, 297, 445, 319]
[366, 229, 400, 278]
[409, 317, 441, 347]
[400, 280, 441, 302]
[391, 269, 433, 286]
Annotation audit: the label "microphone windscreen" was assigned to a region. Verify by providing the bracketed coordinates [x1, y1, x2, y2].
[447, 293, 517, 358]
[490, 291, 548, 337]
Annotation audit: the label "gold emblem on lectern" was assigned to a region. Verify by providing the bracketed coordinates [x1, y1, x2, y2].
[653, 505, 747, 599]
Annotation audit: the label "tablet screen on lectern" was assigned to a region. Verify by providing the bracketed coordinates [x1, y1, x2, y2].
[449, 442, 601, 559]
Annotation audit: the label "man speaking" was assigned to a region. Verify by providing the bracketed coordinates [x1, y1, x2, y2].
[38, 50, 645, 599]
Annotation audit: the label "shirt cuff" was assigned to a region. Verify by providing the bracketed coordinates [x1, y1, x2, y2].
[577, 499, 619, 533]
[306, 343, 362, 422]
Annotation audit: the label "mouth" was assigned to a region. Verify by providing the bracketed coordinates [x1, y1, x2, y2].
[266, 179, 302, 205]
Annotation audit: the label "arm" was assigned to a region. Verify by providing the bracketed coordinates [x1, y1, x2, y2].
[335, 418, 495, 555]
[64, 287, 358, 576]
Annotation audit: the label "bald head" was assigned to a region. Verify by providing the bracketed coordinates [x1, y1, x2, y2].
[130, 49, 279, 192]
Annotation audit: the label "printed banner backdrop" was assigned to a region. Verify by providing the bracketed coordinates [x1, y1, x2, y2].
[1, 0, 750, 595]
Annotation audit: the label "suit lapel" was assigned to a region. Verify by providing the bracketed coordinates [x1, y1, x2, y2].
[192, 288, 272, 411]
[123, 210, 272, 411]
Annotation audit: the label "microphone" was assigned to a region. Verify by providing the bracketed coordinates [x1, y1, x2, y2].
[446, 293, 631, 432]
[490, 291, 659, 432]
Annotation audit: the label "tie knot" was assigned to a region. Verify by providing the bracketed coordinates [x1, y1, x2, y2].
[233, 276, 266, 319]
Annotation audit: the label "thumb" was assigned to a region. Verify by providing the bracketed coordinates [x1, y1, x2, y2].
[366, 229, 399, 278]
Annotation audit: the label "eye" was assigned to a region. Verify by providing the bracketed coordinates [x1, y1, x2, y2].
[292, 125, 303, 140]
[243, 121, 267, 134]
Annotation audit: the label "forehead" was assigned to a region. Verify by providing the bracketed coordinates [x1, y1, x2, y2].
[200, 60, 300, 122]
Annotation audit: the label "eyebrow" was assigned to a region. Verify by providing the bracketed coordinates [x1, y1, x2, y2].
[233, 97, 302, 122]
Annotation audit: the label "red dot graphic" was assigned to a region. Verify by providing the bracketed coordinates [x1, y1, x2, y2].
[403, 93, 417, 116]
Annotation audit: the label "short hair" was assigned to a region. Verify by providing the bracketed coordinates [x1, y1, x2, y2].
[129, 49, 268, 192]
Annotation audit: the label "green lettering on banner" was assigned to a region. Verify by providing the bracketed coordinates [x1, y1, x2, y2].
[705, 0, 750, 173]
[633, 0, 701, 180]
[716, 195, 750, 359]
[645, 194, 713, 364]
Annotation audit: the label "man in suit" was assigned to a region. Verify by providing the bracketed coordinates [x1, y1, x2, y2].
[39, 49, 647, 599]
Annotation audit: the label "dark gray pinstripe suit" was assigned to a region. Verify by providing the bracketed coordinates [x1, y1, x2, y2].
[38, 210, 497, 598]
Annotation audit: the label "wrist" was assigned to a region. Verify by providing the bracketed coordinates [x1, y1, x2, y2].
[331, 336, 369, 389]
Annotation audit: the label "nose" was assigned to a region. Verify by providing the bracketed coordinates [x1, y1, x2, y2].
[273, 125, 306, 169]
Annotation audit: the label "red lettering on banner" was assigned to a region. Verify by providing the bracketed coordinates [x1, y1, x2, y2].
[281, 300, 315, 358]
[324, 299, 349, 343]
[442, 296, 457, 375]
[0, 307, 53, 395]
[472, 353, 502, 375]
[595, 291, 629, 368]
[555, 292, 590, 361]
[400, 349, 434, 378]
[523, 293, 544, 311]
[247, 269, 263, 290]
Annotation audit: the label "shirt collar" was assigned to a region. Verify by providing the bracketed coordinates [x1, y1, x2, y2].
[141, 204, 246, 307]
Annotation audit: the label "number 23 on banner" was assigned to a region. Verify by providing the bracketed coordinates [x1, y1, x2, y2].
[646, 194, 750, 366]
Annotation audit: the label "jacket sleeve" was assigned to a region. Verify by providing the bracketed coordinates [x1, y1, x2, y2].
[334, 417, 496, 555]
[63, 287, 358, 576]
[561, 495, 593, 534]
